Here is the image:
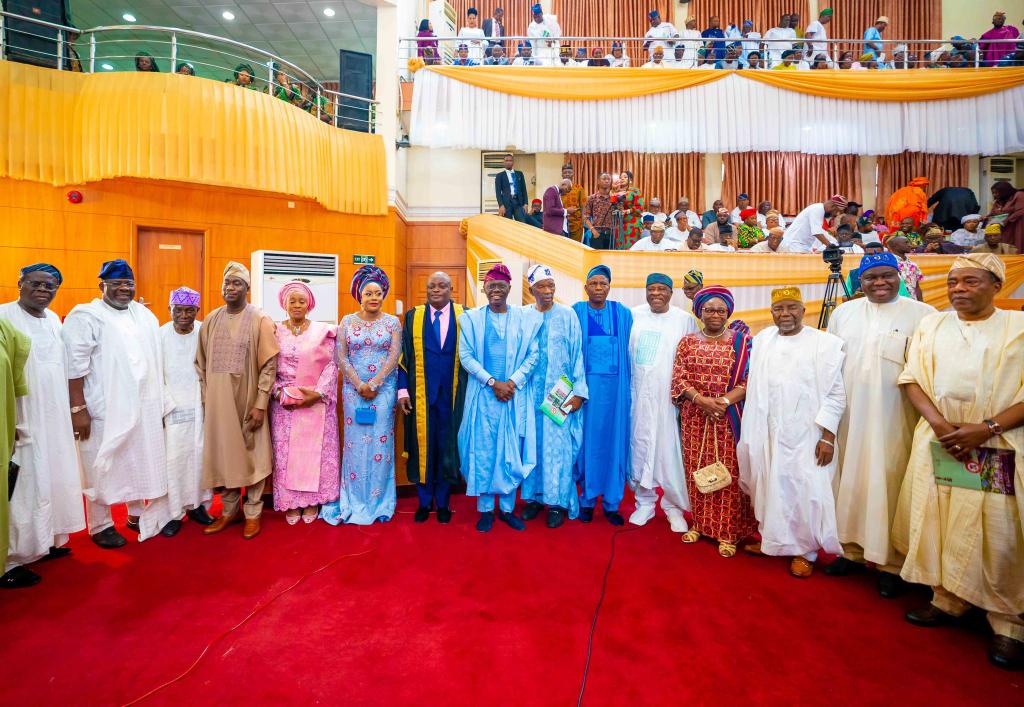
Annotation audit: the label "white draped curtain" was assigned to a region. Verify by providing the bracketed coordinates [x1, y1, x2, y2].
[411, 70, 1024, 155]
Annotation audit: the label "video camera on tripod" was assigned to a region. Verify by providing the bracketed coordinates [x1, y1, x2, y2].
[817, 245, 852, 330]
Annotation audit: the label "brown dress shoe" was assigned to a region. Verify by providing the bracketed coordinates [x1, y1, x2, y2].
[242, 517, 261, 540]
[790, 557, 814, 578]
[204, 512, 243, 535]
[989, 635, 1024, 671]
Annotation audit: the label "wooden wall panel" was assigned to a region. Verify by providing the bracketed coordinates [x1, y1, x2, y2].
[405, 221, 468, 307]
[0, 177, 396, 321]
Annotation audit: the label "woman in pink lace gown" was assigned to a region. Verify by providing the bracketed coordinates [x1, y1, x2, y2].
[269, 282, 340, 523]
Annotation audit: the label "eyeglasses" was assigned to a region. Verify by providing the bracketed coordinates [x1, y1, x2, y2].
[104, 280, 135, 288]
[24, 281, 58, 292]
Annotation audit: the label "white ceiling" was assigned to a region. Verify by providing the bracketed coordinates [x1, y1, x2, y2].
[68, 0, 378, 80]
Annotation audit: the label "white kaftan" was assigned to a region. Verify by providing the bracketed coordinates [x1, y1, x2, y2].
[738, 326, 847, 556]
[527, 16, 561, 65]
[628, 305, 697, 522]
[138, 323, 211, 540]
[827, 296, 935, 567]
[63, 300, 167, 533]
[0, 303, 84, 570]
[644, 21, 678, 58]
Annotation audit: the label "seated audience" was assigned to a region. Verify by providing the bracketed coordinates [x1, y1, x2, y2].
[973, 224, 1018, 254]
[176, 62, 195, 76]
[606, 42, 631, 67]
[525, 198, 544, 229]
[630, 222, 677, 251]
[746, 51, 765, 69]
[233, 63, 257, 88]
[135, 51, 160, 72]
[588, 48, 610, 67]
[453, 44, 478, 66]
[642, 47, 669, 68]
[484, 45, 510, 65]
[949, 214, 984, 248]
[914, 225, 964, 254]
[512, 42, 538, 66]
[748, 227, 784, 252]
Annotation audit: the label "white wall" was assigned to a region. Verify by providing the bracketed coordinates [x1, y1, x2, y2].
[405, 147, 481, 214]
[943, 1, 1024, 40]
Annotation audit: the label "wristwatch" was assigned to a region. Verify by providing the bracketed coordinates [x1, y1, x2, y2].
[368, 381, 379, 392]
[984, 419, 1003, 436]
[70, 404, 88, 414]
[487, 377, 496, 387]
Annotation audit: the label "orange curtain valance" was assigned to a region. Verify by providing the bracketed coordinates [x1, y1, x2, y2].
[0, 61, 387, 215]
[425, 66, 1024, 102]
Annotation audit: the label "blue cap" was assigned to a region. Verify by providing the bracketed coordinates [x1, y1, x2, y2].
[642, 213, 655, 223]
[531, 3, 542, 14]
[98, 259, 134, 280]
[738, 193, 749, 199]
[858, 252, 899, 275]
[520, 40, 532, 49]
[587, 265, 611, 282]
[648, 10, 659, 18]
[20, 263, 63, 285]
[458, 43, 468, 50]
[646, 273, 673, 289]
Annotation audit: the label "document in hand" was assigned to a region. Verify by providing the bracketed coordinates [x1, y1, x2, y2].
[539, 375, 574, 426]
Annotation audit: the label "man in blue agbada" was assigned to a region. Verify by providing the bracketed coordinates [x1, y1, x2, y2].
[458, 264, 542, 533]
[520, 264, 587, 528]
[572, 265, 633, 525]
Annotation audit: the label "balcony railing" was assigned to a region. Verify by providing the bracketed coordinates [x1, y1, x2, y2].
[398, 35, 1021, 73]
[1, 10, 378, 133]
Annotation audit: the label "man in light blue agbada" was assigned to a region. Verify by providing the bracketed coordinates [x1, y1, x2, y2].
[520, 264, 587, 528]
[458, 264, 542, 533]
[572, 265, 632, 525]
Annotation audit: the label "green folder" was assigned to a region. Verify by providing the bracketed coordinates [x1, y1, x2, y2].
[930, 442, 982, 491]
[930, 441, 1016, 495]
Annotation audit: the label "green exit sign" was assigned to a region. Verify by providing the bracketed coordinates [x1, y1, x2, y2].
[353, 255, 376, 264]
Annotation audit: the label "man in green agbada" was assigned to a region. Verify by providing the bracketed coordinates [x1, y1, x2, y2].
[0, 319, 31, 570]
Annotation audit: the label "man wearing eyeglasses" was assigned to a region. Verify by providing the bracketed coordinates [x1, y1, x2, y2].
[0, 264, 86, 588]
[62, 259, 167, 549]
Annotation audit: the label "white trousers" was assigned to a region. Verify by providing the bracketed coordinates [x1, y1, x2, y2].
[633, 483, 688, 518]
[86, 499, 146, 534]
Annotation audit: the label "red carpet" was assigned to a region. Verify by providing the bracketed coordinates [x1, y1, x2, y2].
[1, 493, 1020, 706]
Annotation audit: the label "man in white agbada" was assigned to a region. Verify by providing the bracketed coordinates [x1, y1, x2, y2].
[137, 287, 214, 540]
[0, 264, 85, 589]
[628, 273, 697, 532]
[630, 222, 678, 251]
[527, 4, 560, 66]
[825, 253, 935, 596]
[673, 17, 702, 68]
[739, 286, 847, 578]
[643, 9, 677, 59]
[892, 254, 1024, 671]
[64, 259, 167, 549]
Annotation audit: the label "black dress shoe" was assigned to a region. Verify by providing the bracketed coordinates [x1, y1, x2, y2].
[988, 635, 1024, 671]
[497, 510, 526, 531]
[0, 566, 42, 589]
[414, 506, 431, 523]
[476, 511, 495, 533]
[187, 506, 215, 525]
[905, 605, 954, 628]
[44, 546, 72, 561]
[546, 507, 566, 529]
[825, 557, 857, 576]
[160, 519, 183, 537]
[521, 501, 544, 521]
[877, 572, 906, 598]
[125, 517, 140, 533]
[91, 526, 127, 549]
[604, 510, 625, 526]
[579, 507, 594, 523]
[436, 507, 452, 524]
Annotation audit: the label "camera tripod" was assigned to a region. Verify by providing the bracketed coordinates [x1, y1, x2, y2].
[817, 262, 851, 330]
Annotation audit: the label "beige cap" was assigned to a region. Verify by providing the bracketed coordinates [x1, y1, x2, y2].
[877, 15, 890, 24]
[651, 221, 666, 232]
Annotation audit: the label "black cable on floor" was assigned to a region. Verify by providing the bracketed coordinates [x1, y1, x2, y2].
[577, 526, 640, 707]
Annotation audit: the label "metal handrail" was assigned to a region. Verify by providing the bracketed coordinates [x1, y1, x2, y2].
[1, 10, 378, 131]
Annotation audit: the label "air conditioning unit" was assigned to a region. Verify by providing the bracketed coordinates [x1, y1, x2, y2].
[981, 156, 1019, 207]
[251, 251, 339, 324]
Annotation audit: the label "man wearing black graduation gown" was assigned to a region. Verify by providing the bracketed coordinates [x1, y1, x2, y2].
[397, 272, 467, 523]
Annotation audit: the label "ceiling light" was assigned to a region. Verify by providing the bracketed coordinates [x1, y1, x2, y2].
[222, 11, 235, 20]
[101, 63, 114, 70]
[323, 8, 335, 17]
[122, 13, 136, 22]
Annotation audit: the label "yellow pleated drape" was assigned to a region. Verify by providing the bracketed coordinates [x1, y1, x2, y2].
[425, 65, 729, 100]
[425, 66, 1024, 102]
[0, 61, 387, 215]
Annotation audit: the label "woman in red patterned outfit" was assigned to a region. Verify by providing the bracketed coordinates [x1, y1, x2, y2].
[612, 170, 645, 249]
[671, 285, 757, 558]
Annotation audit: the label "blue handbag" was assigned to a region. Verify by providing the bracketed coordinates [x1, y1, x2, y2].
[354, 406, 376, 425]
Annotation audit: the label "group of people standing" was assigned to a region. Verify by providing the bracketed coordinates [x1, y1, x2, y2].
[1, 251, 1021, 670]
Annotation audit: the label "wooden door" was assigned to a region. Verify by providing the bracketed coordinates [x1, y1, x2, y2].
[136, 228, 204, 324]
[408, 266, 465, 308]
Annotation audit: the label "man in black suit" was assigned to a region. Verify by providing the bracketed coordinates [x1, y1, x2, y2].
[482, 7, 505, 57]
[494, 153, 528, 222]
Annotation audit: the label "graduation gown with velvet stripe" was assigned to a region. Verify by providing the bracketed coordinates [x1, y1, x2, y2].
[398, 303, 467, 484]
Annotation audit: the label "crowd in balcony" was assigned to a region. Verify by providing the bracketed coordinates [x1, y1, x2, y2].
[415, 7, 1024, 69]
[493, 155, 1021, 299]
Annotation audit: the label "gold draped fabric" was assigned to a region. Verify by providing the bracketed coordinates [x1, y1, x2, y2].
[0, 62, 387, 215]
[876, 153, 970, 217]
[564, 152, 705, 214]
[722, 153, 862, 216]
[424, 66, 1024, 101]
